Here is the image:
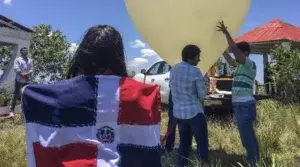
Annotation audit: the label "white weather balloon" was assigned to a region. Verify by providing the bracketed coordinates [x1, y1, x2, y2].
[125, 0, 251, 73]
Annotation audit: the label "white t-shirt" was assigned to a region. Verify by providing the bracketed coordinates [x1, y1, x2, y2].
[13, 56, 33, 83]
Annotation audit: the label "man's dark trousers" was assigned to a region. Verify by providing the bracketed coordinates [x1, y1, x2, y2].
[165, 92, 192, 152]
[9, 80, 27, 113]
[177, 113, 209, 167]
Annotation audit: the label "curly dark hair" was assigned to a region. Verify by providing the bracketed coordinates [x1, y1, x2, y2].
[181, 44, 201, 62]
[236, 41, 251, 55]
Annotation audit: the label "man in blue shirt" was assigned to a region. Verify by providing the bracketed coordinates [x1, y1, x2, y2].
[170, 44, 208, 167]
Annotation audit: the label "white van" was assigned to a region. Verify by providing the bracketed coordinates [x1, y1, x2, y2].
[133, 60, 258, 106]
[133, 61, 171, 104]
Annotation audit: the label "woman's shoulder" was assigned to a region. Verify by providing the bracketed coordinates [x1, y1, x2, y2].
[119, 77, 161, 102]
[120, 77, 160, 90]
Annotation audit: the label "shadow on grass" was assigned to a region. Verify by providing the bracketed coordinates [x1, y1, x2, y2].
[162, 148, 247, 167]
[207, 149, 246, 167]
[162, 148, 273, 167]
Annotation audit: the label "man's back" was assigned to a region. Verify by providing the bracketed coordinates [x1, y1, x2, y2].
[170, 62, 206, 119]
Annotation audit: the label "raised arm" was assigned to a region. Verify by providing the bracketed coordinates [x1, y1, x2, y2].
[223, 48, 237, 67]
[217, 21, 246, 64]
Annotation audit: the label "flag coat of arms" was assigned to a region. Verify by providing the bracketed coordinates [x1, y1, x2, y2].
[22, 75, 162, 167]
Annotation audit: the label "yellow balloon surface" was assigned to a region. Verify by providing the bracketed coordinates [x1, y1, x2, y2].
[125, 0, 251, 73]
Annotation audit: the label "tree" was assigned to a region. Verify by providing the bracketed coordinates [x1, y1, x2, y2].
[215, 56, 236, 76]
[30, 24, 71, 83]
[0, 45, 13, 72]
[269, 43, 300, 103]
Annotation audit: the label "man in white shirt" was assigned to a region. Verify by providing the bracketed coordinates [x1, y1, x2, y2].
[8, 47, 33, 117]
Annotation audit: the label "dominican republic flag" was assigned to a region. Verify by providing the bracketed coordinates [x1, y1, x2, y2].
[22, 75, 162, 167]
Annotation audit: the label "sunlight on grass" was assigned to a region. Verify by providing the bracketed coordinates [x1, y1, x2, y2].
[0, 114, 27, 167]
[161, 100, 300, 167]
[0, 100, 299, 167]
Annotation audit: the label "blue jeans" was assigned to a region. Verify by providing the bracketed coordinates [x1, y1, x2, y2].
[177, 113, 209, 167]
[233, 101, 259, 165]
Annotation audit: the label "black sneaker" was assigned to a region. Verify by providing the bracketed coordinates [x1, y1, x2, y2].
[164, 145, 174, 153]
[200, 158, 210, 166]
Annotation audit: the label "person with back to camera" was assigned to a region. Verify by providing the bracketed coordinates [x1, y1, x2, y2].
[21, 25, 162, 167]
[170, 44, 209, 167]
[164, 91, 193, 153]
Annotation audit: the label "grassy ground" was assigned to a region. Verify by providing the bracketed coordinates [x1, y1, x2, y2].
[161, 100, 300, 167]
[0, 100, 299, 167]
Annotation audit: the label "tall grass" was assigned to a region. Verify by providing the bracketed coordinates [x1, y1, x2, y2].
[161, 100, 300, 167]
[0, 114, 27, 167]
[0, 100, 299, 167]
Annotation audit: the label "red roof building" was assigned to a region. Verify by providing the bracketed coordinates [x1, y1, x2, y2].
[234, 19, 300, 95]
[235, 19, 300, 43]
[234, 19, 300, 54]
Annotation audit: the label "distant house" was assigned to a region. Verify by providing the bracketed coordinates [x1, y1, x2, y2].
[0, 14, 32, 90]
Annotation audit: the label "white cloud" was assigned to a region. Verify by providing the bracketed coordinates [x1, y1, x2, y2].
[130, 39, 146, 48]
[69, 43, 79, 55]
[127, 57, 150, 72]
[141, 49, 157, 57]
[133, 57, 148, 64]
[3, 0, 12, 5]
[126, 39, 160, 74]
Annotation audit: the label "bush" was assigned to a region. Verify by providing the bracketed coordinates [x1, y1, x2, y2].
[0, 45, 13, 71]
[0, 87, 11, 106]
[256, 100, 300, 166]
[269, 43, 300, 103]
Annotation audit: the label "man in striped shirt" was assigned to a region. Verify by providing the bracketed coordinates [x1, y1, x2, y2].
[217, 21, 259, 166]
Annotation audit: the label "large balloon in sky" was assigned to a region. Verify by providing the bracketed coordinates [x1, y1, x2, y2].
[125, 0, 251, 73]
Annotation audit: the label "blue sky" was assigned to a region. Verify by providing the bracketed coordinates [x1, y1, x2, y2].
[1, 0, 300, 83]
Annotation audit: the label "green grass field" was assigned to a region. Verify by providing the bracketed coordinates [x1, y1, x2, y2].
[0, 100, 299, 167]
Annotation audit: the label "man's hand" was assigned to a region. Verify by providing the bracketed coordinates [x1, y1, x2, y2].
[21, 72, 29, 78]
[217, 21, 229, 35]
[217, 20, 246, 64]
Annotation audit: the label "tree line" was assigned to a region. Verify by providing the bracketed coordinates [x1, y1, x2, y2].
[1, 24, 300, 103]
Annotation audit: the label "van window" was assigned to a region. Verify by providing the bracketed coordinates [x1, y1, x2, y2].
[147, 62, 161, 75]
[161, 62, 171, 74]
